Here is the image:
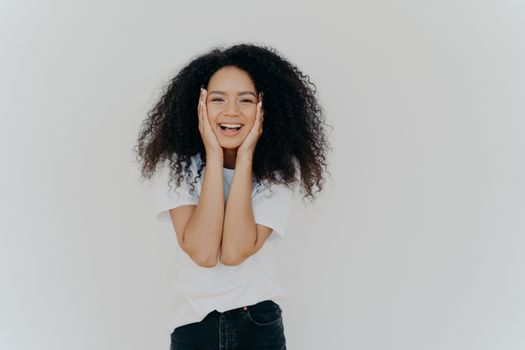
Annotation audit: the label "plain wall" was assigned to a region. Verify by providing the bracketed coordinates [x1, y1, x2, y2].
[1, 0, 524, 349]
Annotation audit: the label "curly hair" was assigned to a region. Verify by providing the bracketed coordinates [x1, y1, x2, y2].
[134, 42, 331, 202]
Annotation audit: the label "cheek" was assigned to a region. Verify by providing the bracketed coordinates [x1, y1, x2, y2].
[243, 107, 257, 123]
[243, 104, 257, 114]
[247, 113, 257, 126]
[205, 104, 219, 122]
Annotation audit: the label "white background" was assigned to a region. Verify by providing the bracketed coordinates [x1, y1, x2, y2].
[1, 0, 524, 349]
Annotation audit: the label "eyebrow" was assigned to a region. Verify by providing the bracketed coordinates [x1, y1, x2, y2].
[208, 91, 257, 97]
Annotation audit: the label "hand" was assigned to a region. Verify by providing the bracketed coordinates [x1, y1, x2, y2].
[237, 92, 264, 158]
[198, 87, 223, 159]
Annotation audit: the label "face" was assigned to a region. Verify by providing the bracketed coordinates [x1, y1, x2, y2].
[205, 66, 260, 149]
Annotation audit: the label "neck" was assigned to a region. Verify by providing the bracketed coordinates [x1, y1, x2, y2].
[223, 148, 237, 169]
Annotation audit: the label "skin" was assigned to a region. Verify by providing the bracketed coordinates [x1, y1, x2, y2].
[169, 66, 274, 267]
[200, 65, 264, 168]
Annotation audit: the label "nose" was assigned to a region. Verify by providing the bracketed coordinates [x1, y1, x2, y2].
[223, 99, 240, 116]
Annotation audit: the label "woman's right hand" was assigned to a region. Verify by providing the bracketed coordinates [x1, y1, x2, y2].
[198, 87, 223, 159]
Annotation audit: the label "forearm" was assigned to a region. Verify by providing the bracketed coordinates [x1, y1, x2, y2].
[183, 156, 224, 266]
[221, 154, 257, 264]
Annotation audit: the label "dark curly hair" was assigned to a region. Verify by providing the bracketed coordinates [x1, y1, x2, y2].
[134, 43, 331, 202]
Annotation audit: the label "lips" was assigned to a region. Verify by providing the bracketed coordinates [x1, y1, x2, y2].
[218, 122, 244, 136]
[218, 124, 243, 136]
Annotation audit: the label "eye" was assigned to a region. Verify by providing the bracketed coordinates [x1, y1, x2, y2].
[211, 98, 223, 102]
[240, 99, 254, 103]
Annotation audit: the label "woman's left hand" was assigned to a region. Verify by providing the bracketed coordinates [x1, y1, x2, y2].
[237, 93, 264, 158]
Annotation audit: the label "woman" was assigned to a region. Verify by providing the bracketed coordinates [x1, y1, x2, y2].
[135, 43, 330, 349]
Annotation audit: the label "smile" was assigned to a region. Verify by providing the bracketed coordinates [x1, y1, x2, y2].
[218, 123, 244, 136]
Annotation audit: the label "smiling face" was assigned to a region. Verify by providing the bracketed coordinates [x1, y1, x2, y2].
[205, 66, 260, 150]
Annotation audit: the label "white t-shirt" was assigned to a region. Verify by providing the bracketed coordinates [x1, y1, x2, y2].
[153, 154, 298, 332]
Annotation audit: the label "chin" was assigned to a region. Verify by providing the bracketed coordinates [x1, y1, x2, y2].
[217, 134, 246, 150]
[220, 141, 242, 150]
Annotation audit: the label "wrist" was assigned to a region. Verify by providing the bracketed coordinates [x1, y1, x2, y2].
[206, 154, 224, 165]
[236, 152, 253, 164]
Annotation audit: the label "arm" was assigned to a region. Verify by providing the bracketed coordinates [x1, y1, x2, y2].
[178, 155, 224, 267]
[220, 94, 272, 265]
[220, 154, 273, 266]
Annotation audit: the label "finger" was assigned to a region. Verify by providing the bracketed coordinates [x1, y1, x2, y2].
[256, 100, 263, 125]
[198, 91, 203, 129]
[201, 89, 211, 128]
[258, 103, 264, 133]
[200, 88, 207, 115]
[199, 88, 203, 111]
[201, 91, 217, 142]
[202, 89, 208, 118]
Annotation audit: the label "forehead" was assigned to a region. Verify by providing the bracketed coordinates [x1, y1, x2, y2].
[208, 66, 256, 91]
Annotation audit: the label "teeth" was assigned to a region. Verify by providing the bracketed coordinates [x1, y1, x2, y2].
[220, 123, 242, 128]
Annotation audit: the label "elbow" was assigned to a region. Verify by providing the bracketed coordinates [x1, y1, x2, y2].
[219, 252, 247, 266]
[185, 248, 219, 268]
[193, 253, 218, 268]
[180, 237, 219, 268]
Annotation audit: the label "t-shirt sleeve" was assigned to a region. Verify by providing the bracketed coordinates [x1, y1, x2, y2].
[152, 165, 199, 225]
[252, 182, 297, 240]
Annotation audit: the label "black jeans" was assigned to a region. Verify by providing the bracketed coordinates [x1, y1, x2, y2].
[170, 300, 286, 350]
